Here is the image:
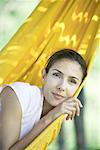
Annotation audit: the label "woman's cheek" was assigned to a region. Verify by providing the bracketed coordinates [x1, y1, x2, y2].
[68, 87, 77, 97]
[71, 86, 79, 96]
[48, 77, 59, 86]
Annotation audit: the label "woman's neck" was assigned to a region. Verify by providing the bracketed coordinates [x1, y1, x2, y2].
[41, 98, 54, 117]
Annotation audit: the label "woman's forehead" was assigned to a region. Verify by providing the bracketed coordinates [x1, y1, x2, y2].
[49, 59, 83, 78]
[50, 58, 80, 69]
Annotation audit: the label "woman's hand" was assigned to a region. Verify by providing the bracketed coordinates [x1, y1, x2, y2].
[46, 97, 83, 122]
[64, 97, 83, 120]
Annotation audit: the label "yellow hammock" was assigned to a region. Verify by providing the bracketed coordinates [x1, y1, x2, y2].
[0, 0, 100, 149]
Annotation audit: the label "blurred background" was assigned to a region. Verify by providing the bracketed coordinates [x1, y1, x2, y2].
[0, 0, 100, 150]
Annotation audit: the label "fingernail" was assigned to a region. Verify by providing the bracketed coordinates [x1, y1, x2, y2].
[77, 114, 80, 116]
[80, 104, 83, 108]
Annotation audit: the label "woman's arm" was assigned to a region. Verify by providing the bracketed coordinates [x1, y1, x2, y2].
[10, 97, 82, 150]
[10, 111, 54, 150]
[0, 86, 22, 150]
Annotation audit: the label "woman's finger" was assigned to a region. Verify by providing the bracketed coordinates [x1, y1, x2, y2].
[74, 98, 83, 108]
[71, 107, 76, 119]
[64, 111, 73, 120]
[73, 100, 80, 116]
[64, 107, 76, 120]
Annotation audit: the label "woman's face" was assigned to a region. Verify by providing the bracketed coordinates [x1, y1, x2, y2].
[42, 58, 83, 106]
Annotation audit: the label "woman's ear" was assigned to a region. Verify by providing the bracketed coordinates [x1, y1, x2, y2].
[42, 69, 47, 82]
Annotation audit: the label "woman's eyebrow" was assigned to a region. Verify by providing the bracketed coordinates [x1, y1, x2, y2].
[70, 76, 79, 81]
[52, 69, 63, 74]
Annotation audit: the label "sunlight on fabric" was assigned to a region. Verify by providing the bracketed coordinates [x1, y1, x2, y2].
[59, 34, 77, 47]
[23, 74, 28, 80]
[0, 59, 18, 66]
[38, 6, 48, 12]
[30, 49, 39, 57]
[78, 48, 87, 55]
[72, 11, 89, 23]
[92, 15, 99, 22]
[7, 46, 21, 51]
[50, 0, 57, 2]
[54, 22, 65, 31]
[0, 78, 4, 84]
[95, 29, 100, 39]
[24, 18, 33, 24]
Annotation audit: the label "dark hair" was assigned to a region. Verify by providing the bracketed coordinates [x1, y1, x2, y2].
[45, 49, 87, 81]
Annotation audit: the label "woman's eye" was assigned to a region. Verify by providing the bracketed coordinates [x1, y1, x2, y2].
[52, 73, 61, 78]
[70, 79, 77, 84]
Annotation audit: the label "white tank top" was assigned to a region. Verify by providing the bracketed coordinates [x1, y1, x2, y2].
[0, 82, 44, 139]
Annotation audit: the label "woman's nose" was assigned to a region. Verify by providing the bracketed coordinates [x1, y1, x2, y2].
[56, 79, 67, 92]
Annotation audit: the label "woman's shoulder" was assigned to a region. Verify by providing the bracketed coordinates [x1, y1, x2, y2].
[0, 81, 41, 97]
[13, 82, 41, 96]
[9, 82, 42, 105]
[0, 82, 41, 113]
[1, 82, 40, 92]
[9, 81, 39, 89]
[9, 81, 30, 87]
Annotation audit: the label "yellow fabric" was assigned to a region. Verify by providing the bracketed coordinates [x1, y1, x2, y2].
[0, 0, 100, 149]
[25, 115, 64, 150]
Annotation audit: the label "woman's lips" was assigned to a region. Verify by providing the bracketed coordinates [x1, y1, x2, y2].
[52, 92, 65, 100]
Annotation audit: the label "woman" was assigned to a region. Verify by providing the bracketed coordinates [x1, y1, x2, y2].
[0, 49, 87, 150]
